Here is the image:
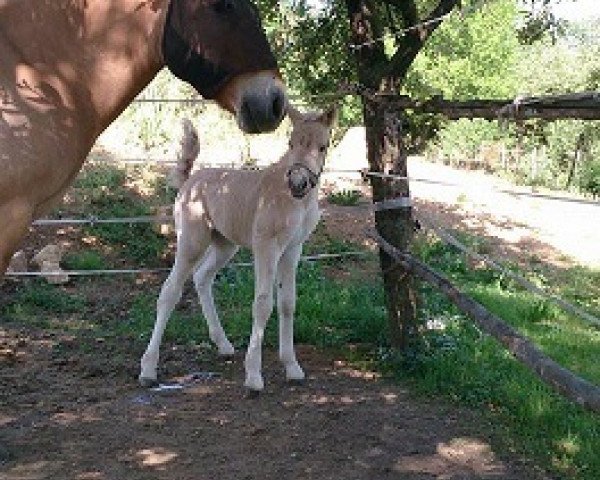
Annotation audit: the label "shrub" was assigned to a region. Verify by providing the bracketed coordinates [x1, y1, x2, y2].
[327, 189, 362, 206]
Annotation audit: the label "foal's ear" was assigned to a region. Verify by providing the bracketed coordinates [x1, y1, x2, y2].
[319, 105, 338, 128]
[287, 104, 303, 125]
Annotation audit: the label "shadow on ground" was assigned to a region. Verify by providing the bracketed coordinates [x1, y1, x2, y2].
[0, 324, 547, 480]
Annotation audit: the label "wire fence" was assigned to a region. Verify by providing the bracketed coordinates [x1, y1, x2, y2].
[368, 229, 600, 413]
[5, 251, 369, 279]
[11, 90, 597, 331]
[413, 210, 600, 328]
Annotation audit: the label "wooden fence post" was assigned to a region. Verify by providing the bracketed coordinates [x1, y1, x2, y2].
[367, 99, 418, 350]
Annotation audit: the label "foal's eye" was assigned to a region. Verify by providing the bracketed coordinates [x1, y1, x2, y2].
[214, 0, 235, 14]
[319, 145, 327, 153]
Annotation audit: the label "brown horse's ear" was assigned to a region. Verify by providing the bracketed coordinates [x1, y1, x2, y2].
[287, 104, 303, 125]
[320, 105, 338, 127]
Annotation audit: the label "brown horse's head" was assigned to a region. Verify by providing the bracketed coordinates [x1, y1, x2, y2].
[163, 0, 286, 133]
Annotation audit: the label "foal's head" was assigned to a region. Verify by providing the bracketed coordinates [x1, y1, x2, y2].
[285, 105, 337, 199]
[163, 0, 286, 134]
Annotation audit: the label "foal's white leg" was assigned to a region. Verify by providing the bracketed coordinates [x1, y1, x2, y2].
[276, 243, 304, 382]
[139, 211, 210, 386]
[139, 254, 197, 386]
[193, 237, 238, 356]
[244, 244, 281, 391]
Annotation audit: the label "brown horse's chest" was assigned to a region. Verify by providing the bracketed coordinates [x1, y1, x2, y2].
[0, 53, 94, 213]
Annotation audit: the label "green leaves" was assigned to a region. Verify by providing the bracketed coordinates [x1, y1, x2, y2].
[406, 0, 520, 99]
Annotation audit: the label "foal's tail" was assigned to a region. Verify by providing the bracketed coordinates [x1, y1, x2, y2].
[168, 118, 200, 189]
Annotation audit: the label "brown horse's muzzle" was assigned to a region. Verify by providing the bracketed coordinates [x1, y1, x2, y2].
[162, 0, 287, 134]
[236, 76, 286, 134]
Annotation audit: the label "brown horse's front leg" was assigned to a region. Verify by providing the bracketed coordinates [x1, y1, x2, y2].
[0, 198, 34, 278]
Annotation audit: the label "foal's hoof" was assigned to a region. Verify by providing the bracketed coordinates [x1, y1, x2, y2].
[244, 388, 261, 399]
[218, 350, 235, 360]
[287, 377, 305, 387]
[217, 342, 235, 357]
[285, 364, 305, 383]
[139, 376, 159, 388]
[244, 374, 264, 393]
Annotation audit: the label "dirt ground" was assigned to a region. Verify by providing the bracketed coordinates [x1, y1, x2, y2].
[0, 322, 547, 480]
[4, 158, 591, 480]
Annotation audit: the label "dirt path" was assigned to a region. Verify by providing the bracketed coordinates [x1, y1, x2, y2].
[0, 325, 546, 480]
[409, 159, 599, 268]
[323, 157, 599, 270]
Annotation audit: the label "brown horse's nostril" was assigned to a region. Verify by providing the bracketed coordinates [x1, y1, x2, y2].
[271, 89, 285, 123]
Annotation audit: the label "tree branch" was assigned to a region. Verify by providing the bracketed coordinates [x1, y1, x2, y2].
[345, 0, 389, 87]
[383, 0, 419, 28]
[385, 0, 461, 80]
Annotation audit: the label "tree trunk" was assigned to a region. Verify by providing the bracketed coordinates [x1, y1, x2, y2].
[566, 132, 585, 188]
[367, 101, 418, 349]
[343, 0, 460, 350]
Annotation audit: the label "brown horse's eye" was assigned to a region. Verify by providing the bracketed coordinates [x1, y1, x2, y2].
[319, 145, 326, 153]
[214, 0, 235, 14]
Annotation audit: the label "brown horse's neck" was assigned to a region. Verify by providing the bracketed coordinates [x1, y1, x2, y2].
[83, 0, 168, 134]
[0, 0, 168, 139]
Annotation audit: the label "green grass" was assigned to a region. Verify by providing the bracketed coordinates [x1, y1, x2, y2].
[400, 234, 600, 479]
[2, 281, 87, 329]
[63, 251, 108, 271]
[65, 163, 173, 266]
[327, 189, 362, 206]
[115, 261, 386, 350]
[4, 282, 86, 314]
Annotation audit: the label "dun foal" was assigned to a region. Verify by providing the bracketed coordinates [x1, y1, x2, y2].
[140, 106, 336, 392]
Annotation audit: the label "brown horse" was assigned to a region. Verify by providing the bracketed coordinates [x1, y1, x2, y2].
[0, 0, 287, 277]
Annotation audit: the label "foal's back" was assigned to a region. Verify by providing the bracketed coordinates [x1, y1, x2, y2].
[177, 157, 314, 250]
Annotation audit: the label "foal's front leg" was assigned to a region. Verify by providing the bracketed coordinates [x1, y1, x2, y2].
[244, 244, 280, 392]
[276, 243, 304, 382]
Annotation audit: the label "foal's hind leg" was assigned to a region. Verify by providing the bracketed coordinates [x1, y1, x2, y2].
[193, 234, 239, 356]
[139, 225, 209, 386]
[276, 243, 304, 382]
[0, 198, 34, 278]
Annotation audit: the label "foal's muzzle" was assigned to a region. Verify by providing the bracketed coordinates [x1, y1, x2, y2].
[287, 164, 320, 199]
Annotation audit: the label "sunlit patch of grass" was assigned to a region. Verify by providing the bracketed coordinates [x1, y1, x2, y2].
[61, 163, 173, 266]
[403, 234, 600, 479]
